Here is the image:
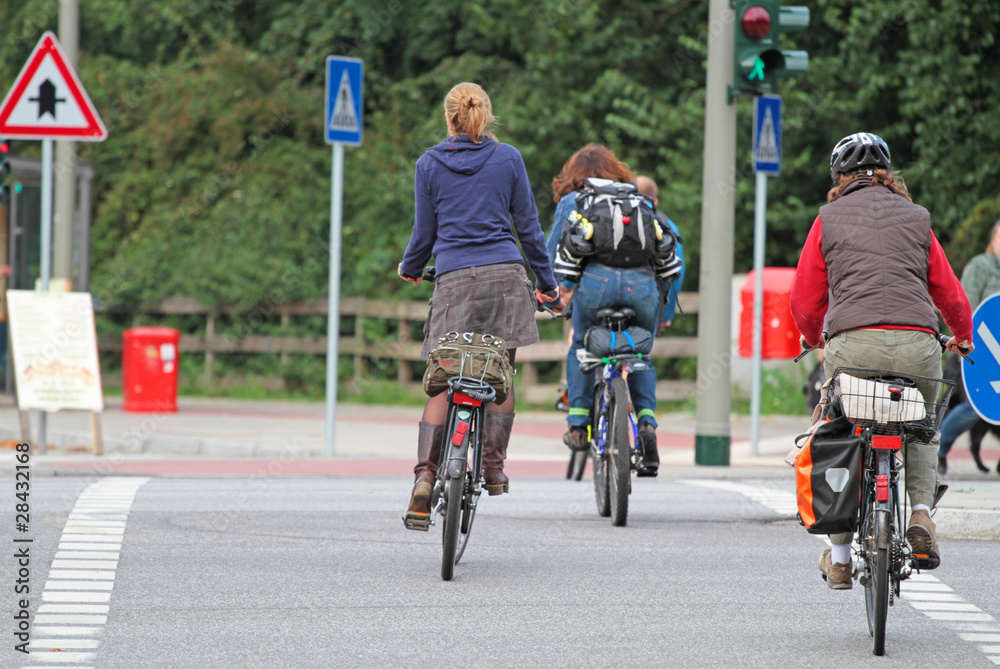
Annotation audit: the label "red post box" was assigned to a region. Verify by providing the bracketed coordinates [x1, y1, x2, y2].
[739, 268, 802, 359]
[122, 327, 180, 412]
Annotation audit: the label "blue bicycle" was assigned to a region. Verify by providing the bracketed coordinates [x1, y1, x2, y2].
[575, 307, 655, 526]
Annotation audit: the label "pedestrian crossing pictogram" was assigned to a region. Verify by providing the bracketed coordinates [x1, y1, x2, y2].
[756, 107, 779, 164]
[329, 71, 358, 133]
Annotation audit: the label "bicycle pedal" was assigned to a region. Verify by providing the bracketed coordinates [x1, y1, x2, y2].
[636, 466, 658, 478]
[402, 513, 431, 532]
[912, 555, 940, 570]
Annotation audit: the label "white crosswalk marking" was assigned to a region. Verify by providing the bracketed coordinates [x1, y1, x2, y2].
[26, 477, 148, 669]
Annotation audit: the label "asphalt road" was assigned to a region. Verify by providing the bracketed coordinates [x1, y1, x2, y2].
[4, 475, 999, 668]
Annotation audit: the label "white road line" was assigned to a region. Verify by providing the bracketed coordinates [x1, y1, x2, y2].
[681, 479, 999, 664]
[54, 552, 120, 560]
[58, 543, 122, 551]
[32, 627, 103, 637]
[28, 477, 149, 669]
[50, 560, 119, 570]
[23, 652, 96, 664]
[29, 639, 100, 649]
[32, 614, 107, 625]
[47, 570, 116, 580]
[38, 604, 110, 614]
[41, 592, 112, 603]
[43, 581, 114, 591]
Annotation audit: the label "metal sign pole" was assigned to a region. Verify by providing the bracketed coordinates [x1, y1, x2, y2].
[325, 142, 344, 457]
[750, 171, 768, 457]
[38, 138, 54, 453]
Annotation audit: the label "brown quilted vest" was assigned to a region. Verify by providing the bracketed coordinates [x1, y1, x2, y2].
[819, 181, 938, 338]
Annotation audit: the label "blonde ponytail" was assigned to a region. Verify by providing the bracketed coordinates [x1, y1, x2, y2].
[443, 82, 496, 143]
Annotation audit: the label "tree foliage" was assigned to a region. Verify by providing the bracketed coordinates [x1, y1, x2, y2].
[1, 0, 998, 310]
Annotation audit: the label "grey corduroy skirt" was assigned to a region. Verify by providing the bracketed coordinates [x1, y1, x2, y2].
[421, 262, 540, 358]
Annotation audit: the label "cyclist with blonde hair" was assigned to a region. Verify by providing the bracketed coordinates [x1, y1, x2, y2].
[399, 82, 558, 529]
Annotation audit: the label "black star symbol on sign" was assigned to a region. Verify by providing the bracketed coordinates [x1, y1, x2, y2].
[28, 79, 66, 120]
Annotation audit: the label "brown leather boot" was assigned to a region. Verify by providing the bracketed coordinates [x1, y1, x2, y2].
[403, 422, 444, 531]
[483, 410, 514, 496]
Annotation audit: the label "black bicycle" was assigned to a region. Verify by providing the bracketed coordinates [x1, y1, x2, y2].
[426, 375, 496, 581]
[826, 366, 954, 656]
[575, 307, 655, 526]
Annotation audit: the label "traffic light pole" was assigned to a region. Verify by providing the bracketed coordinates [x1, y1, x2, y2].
[694, 0, 737, 466]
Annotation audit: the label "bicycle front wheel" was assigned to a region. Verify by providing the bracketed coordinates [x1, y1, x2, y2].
[441, 473, 464, 581]
[608, 376, 631, 527]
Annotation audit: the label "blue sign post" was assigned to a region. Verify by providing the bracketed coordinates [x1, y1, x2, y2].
[748, 95, 782, 456]
[964, 293, 1000, 425]
[323, 56, 364, 456]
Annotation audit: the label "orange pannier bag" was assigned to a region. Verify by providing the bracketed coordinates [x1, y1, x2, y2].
[793, 413, 864, 535]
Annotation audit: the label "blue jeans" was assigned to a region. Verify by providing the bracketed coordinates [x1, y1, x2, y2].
[566, 264, 660, 429]
[938, 401, 981, 458]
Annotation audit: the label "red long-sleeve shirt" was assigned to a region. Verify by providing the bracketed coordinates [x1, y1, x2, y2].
[789, 215, 973, 345]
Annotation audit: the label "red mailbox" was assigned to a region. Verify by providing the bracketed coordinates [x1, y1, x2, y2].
[122, 327, 180, 412]
[739, 268, 802, 359]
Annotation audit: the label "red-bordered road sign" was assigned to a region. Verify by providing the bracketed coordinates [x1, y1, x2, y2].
[0, 31, 108, 141]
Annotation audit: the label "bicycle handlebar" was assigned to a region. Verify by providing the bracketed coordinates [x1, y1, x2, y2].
[937, 333, 974, 365]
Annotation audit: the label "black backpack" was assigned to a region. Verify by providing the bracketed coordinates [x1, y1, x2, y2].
[563, 178, 669, 268]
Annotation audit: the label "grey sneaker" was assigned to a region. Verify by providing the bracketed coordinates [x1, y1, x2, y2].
[818, 548, 852, 590]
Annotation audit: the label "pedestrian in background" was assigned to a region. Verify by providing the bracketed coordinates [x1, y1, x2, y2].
[634, 176, 685, 331]
[399, 82, 558, 530]
[938, 218, 1000, 474]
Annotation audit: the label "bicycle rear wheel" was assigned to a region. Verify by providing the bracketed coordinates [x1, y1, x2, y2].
[441, 473, 464, 581]
[608, 377, 630, 527]
[864, 495, 890, 655]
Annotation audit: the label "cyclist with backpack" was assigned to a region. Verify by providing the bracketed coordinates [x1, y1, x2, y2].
[399, 82, 559, 529]
[790, 132, 973, 586]
[546, 145, 682, 475]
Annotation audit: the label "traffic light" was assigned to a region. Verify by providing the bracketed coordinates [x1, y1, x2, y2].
[0, 140, 9, 205]
[731, 1, 809, 98]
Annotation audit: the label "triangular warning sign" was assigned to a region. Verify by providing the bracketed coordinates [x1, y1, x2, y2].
[329, 71, 358, 133]
[0, 31, 108, 141]
[756, 107, 779, 164]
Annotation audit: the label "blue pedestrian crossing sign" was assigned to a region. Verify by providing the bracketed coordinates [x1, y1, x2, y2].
[753, 95, 781, 175]
[964, 292, 1000, 425]
[325, 56, 363, 146]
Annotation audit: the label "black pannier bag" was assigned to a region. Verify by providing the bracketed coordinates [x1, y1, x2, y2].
[795, 414, 864, 535]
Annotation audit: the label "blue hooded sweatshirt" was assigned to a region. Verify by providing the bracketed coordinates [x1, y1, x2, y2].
[400, 135, 556, 291]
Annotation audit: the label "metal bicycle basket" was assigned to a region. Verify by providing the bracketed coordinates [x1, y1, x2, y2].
[830, 367, 955, 439]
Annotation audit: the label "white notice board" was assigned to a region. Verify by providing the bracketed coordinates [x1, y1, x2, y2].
[6, 290, 104, 411]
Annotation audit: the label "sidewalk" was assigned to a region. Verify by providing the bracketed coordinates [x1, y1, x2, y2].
[2, 395, 998, 540]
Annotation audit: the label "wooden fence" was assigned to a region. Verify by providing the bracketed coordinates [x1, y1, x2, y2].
[99, 294, 701, 402]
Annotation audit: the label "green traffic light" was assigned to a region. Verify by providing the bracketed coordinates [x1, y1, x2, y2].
[15, 182, 23, 194]
[749, 57, 766, 81]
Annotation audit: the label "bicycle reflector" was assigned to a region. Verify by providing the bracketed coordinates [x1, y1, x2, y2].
[876, 474, 889, 502]
[872, 435, 902, 450]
